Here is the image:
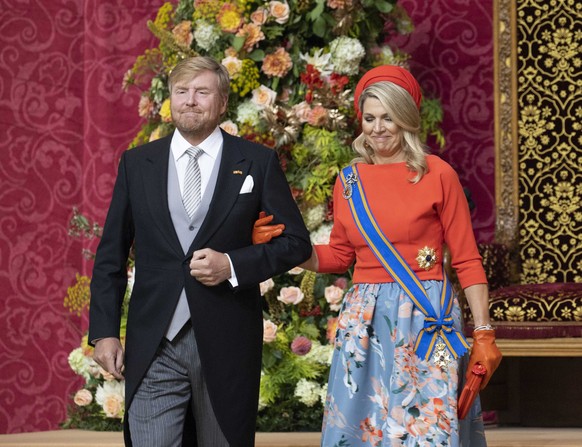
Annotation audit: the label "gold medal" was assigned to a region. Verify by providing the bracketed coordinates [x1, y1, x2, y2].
[416, 246, 437, 270]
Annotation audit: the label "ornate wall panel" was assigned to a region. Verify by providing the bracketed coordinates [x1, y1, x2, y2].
[496, 0, 581, 283]
[393, 0, 496, 243]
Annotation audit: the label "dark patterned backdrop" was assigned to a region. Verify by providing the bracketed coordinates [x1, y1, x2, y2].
[515, 0, 581, 283]
[0, 0, 495, 433]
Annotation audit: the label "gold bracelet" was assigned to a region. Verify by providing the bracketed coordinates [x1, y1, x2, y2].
[473, 324, 494, 331]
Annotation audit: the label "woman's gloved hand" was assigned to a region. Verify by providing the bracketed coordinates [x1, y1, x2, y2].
[467, 329, 502, 390]
[252, 211, 285, 244]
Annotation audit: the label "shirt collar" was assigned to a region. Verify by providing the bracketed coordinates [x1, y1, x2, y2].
[171, 127, 223, 161]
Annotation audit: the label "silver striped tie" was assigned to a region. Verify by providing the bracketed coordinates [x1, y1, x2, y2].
[182, 147, 203, 219]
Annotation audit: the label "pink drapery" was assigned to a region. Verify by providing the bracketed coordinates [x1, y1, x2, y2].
[0, 0, 164, 433]
[0, 0, 494, 433]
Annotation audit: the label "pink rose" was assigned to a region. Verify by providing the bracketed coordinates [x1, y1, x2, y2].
[73, 389, 93, 407]
[220, 120, 239, 136]
[251, 7, 269, 25]
[221, 56, 243, 77]
[263, 319, 278, 343]
[324, 285, 344, 311]
[291, 336, 312, 355]
[251, 85, 277, 109]
[277, 286, 304, 305]
[292, 101, 312, 123]
[269, 1, 290, 24]
[260, 278, 275, 296]
[102, 394, 124, 418]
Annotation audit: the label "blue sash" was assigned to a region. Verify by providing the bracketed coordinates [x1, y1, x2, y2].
[339, 164, 469, 362]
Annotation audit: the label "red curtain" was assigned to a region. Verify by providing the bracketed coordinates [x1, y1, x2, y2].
[0, 0, 494, 433]
[0, 0, 163, 433]
[394, 0, 496, 242]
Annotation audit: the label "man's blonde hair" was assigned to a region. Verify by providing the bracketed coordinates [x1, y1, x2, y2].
[168, 56, 231, 101]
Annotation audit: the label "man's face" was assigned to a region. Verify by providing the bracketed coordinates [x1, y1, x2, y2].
[170, 70, 227, 144]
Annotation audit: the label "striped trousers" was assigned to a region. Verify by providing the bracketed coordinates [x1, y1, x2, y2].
[128, 321, 229, 446]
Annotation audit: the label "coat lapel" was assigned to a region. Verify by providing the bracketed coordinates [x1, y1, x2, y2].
[141, 135, 184, 257]
[188, 131, 250, 253]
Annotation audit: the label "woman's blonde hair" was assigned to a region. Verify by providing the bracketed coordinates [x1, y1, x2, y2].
[352, 82, 428, 183]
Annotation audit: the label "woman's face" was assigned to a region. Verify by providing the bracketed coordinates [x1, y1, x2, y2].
[361, 97, 404, 164]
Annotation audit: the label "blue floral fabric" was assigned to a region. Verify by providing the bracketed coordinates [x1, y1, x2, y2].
[321, 281, 487, 447]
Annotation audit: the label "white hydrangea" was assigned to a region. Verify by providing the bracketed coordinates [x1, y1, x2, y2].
[304, 204, 327, 231]
[310, 222, 333, 245]
[304, 341, 334, 365]
[329, 36, 366, 76]
[300, 48, 333, 76]
[319, 383, 328, 405]
[236, 100, 262, 127]
[193, 20, 221, 51]
[294, 379, 322, 407]
[68, 348, 92, 382]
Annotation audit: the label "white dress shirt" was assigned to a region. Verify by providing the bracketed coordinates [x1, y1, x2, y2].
[171, 128, 239, 287]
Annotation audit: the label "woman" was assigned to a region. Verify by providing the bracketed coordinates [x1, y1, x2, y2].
[300, 65, 502, 446]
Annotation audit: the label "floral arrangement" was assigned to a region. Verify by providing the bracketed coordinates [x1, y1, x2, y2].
[63, 0, 444, 431]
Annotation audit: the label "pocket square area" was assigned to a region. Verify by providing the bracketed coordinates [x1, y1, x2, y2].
[239, 175, 254, 194]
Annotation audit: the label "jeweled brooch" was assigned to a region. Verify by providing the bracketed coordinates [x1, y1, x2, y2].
[342, 172, 358, 199]
[432, 338, 453, 369]
[416, 246, 438, 270]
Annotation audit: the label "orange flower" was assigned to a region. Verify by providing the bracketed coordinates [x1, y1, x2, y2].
[236, 23, 265, 52]
[262, 47, 292, 77]
[307, 105, 329, 127]
[172, 20, 193, 47]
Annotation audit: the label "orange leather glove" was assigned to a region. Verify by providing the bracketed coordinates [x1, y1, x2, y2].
[252, 211, 285, 245]
[466, 329, 502, 390]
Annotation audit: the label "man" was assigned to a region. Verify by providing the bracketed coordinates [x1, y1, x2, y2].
[89, 56, 311, 446]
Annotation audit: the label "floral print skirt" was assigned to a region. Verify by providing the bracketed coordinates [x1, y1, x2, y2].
[321, 281, 487, 447]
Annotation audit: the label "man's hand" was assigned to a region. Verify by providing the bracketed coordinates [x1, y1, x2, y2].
[93, 337, 125, 380]
[190, 248, 232, 286]
[253, 211, 285, 245]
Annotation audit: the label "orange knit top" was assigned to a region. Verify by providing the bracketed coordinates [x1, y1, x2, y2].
[315, 155, 487, 289]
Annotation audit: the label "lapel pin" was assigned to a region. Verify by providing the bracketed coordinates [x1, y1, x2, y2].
[232, 170, 243, 175]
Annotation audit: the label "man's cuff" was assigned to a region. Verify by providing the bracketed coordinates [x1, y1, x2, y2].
[225, 253, 239, 287]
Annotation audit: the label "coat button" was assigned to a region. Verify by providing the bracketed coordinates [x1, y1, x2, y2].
[189, 225, 195, 231]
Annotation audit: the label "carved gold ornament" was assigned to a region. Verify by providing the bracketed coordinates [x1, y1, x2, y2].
[416, 246, 438, 271]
